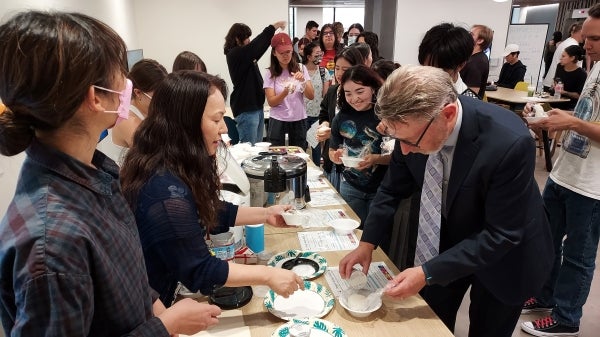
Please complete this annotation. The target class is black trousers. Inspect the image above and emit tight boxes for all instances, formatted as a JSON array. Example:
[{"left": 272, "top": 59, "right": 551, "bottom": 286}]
[
  {"left": 419, "top": 275, "right": 522, "bottom": 337},
  {"left": 267, "top": 118, "right": 307, "bottom": 150}
]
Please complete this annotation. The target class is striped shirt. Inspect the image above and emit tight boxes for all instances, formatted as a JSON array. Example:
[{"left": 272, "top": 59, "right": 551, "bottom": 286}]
[{"left": 0, "top": 140, "right": 168, "bottom": 336}]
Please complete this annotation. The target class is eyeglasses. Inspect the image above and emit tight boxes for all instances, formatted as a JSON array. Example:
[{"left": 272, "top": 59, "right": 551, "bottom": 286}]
[
  {"left": 142, "top": 92, "right": 153, "bottom": 100},
  {"left": 322, "top": 31, "right": 334, "bottom": 37},
  {"left": 382, "top": 115, "right": 437, "bottom": 148}
]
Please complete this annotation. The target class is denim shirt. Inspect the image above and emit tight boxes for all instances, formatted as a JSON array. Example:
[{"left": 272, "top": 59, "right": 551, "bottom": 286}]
[{"left": 0, "top": 140, "right": 167, "bottom": 337}]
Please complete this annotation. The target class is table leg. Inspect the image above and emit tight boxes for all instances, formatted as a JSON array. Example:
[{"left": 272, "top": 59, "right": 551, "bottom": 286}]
[{"left": 542, "top": 130, "right": 552, "bottom": 171}]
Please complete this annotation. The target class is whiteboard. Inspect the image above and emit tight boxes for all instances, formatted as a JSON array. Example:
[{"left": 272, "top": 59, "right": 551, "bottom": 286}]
[{"left": 506, "top": 24, "right": 549, "bottom": 88}]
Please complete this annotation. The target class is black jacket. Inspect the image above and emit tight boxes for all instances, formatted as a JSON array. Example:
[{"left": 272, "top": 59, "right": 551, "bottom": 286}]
[
  {"left": 496, "top": 60, "right": 527, "bottom": 89},
  {"left": 318, "top": 84, "right": 344, "bottom": 173},
  {"left": 226, "top": 25, "right": 276, "bottom": 117}
]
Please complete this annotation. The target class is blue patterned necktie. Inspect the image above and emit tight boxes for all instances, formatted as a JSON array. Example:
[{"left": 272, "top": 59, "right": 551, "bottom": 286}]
[{"left": 414, "top": 150, "right": 444, "bottom": 266}]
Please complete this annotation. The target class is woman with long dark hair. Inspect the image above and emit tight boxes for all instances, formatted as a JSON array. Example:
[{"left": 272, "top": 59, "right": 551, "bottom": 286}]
[
  {"left": 552, "top": 45, "right": 587, "bottom": 110},
  {"left": 319, "top": 23, "right": 344, "bottom": 77},
  {"left": 317, "top": 47, "right": 366, "bottom": 190},
  {"left": 264, "top": 32, "right": 315, "bottom": 148},
  {"left": 121, "top": 71, "right": 303, "bottom": 307},
  {"left": 329, "top": 65, "right": 390, "bottom": 225},
  {"left": 224, "top": 20, "right": 286, "bottom": 145}
]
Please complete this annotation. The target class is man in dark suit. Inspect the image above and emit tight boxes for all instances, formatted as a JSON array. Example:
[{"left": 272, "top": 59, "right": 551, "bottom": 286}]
[{"left": 339, "top": 65, "right": 553, "bottom": 336}]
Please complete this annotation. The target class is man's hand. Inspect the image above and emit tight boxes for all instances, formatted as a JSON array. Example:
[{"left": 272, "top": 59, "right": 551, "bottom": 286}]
[
  {"left": 384, "top": 267, "right": 427, "bottom": 300},
  {"left": 527, "top": 108, "right": 575, "bottom": 133},
  {"left": 339, "top": 242, "right": 375, "bottom": 278}
]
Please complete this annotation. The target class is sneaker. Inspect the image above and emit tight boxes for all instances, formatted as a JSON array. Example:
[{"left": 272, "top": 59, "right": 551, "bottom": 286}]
[
  {"left": 521, "top": 316, "right": 579, "bottom": 336},
  {"left": 522, "top": 297, "right": 553, "bottom": 314}
]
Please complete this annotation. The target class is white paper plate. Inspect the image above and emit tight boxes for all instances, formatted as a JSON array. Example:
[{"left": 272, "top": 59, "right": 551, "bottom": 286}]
[
  {"left": 267, "top": 250, "right": 327, "bottom": 280},
  {"left": 271, "top": 318, "right": 347, "bottom": 337},
  {"left": 264, "top": 280, "right": 335, "bottom": 320},
  {"left": 524, "top": 116, "right": 548, "bottom": 123}
]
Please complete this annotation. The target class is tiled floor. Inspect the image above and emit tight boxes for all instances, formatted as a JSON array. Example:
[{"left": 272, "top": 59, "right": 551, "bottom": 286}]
[{"left": 454, "top": 155, "right": 600, "bottom": 337}]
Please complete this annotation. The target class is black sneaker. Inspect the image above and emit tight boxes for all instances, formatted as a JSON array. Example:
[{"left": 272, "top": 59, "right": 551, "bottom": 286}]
[
  {"left": 522, "top": 297, "right": 553, "bottom": 314},
  {"left": 521, "top": 316, "right": 579, "bottom": 336}
]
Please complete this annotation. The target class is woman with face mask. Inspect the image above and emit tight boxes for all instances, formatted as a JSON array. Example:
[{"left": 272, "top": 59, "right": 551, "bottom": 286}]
[
  {"left": 264, "top": 32, "right": 315, "bottom": 148},
  {"left": 302, "top": 42, "right": 331, "bottom": 165},
  {"left": 99, "top": 59, "right": 168, "bottom": 165},
  {"left": 120, "top": 71, "right": 304, "bottom": 308},
  {"left": 328, "top": 65, "right": 390, "bottom": 226},
  {"left": 346, "top": 23, "right": 364, "bottom": 46},
  {"left": 0, "top": 11, "right": 217, "bottom": 336}
]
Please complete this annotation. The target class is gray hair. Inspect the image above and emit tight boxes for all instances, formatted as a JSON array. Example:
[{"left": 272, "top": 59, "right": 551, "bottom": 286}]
[{"left": 375, "top": 65, "right": 457, "bottom": 122}]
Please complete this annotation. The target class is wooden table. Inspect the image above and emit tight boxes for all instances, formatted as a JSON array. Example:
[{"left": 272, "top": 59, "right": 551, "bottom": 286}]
[
  {"left": 195, "top": 146, "right": 453, "bottom": 336},
  {"left": 236, "top": 232, "right": 455, "bottom": 337},
  {"left": 485, "top": 87, "right": 569, "bottom": 171}
]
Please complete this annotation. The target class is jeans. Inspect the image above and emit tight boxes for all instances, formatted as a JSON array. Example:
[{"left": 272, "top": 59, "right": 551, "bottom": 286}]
[
  {"left": 306, "top": 116, "right": 321, "bottom": 165},
  {"left": 235, "top": 109, "right": 264, "bottom": 145},
  {"left": 340, "top": 179, "right": 376, "bottom": 226},
  {"left": 325, "top": 165, "right": 341, "bottom": 192},
  {"left": 538, "top": 178, "right": 600, "bottom": 327}
]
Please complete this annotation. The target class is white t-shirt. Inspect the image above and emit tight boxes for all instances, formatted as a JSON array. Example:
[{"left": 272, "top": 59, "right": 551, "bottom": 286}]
[{"left": 550, "top": 62, "right": 600, "bottom": 200}]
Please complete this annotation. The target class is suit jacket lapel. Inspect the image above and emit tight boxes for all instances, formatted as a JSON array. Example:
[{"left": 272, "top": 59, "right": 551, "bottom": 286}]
[{"left": 446, "top": 98, "right": 480, "bottom": 215}]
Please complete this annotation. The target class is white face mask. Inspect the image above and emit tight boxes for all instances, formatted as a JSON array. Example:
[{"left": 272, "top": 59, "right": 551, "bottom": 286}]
[
  {"left": 94, "top": 78, "right": 133, "bottom": 124},
  {"left": 347, "top": 36, "right": 357, "bottom": 45}
]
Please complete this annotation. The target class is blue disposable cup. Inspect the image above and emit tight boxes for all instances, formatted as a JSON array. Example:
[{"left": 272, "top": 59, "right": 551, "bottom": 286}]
[{"left": 245, "top": 224, "right": 265, "bottom": 253}]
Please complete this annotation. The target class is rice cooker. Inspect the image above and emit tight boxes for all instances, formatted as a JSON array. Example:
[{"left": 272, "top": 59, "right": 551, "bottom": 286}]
[{"left": 242, "top": 154, "right": 310, "bottom": 209}]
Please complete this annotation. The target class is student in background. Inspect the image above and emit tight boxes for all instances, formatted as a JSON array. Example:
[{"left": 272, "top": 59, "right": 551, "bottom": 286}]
[
  {"left": 346, "top": 23, "right": 364, "bottom": 45},
  {"left": 550, "top": 45, "right": 587, "bottom": 110},
  {"left": 460, "top": 24, "right": 493, "bottom": 98},
  {"left": 224, "top": 20, "right": 286, "bottom": 145},
  {"left": 543, "top": 23, "right": 583, "bottom": 91},
  {"left": 319, "top": 23, "right": 344, "bottom": 78},
  {"left": 302, "top": 42, "right": 331, "bottom": 165},
  {"left": 496, "top": 44, "right": 526, "bottom": 89},
  {"left": 264, "top": 32, "right": 314, "bottom": 148},
  {"left": 173, "top": 51, "right": 207, "bottom": 72},
  {"left": 100, "top": 59, "right": 168, "bottom": 165},
  {"left": 358, "top": 31, "right": 384, "bottom": 62},
  {"left": 543, "top": 31, "right": 563, "bottom": 78},
  {"left": 0, "top": 10, "right": 217, "bottom": 336},
  {"left": 371, "top": 59, "right": 401, "bottom": 80}
]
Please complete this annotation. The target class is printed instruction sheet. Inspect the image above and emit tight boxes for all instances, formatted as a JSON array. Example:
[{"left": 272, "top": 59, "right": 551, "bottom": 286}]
[
  {"left": 325, "top": 262, "right": 396, "bottom": 297},
  {"left": 298, "top": 230, "right": 359, "bottom": 251}
]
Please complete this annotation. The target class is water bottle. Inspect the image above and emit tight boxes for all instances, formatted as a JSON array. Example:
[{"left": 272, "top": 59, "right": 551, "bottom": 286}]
[{"left": 554, "top": 81, "right": 563, "bottom": 99}]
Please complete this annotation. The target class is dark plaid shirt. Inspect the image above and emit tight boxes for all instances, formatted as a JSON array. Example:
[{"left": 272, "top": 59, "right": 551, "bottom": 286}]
[{"left": 0, "top": 140, "right": 168, "bottom": 336}]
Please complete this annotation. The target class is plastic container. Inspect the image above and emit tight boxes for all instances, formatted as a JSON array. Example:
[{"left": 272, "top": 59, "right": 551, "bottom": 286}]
[{"left": 554, "top": 81, "right": 563, "bottom": 99}]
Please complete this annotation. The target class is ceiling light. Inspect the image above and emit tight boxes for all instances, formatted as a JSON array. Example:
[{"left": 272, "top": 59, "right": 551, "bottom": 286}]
[{"left": 493, "top": 0, "right": 509, "bottom": 2}]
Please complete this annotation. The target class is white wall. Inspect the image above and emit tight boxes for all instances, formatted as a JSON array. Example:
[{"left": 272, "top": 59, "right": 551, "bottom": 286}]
[
  {"left": 393, "top": 0, "right": 513, "bottom": 79},
  {"left": 295, "top": 7, "right": 323, "bottom": 39},
  {"left": 0, "top": 0, "right": 137, "bottom": 47},
  {"left": 0, "top": 0, "right": 138, "bottom": 217},
  {"left": 132, "top": 0, "right": 288, "bottom": 98}
]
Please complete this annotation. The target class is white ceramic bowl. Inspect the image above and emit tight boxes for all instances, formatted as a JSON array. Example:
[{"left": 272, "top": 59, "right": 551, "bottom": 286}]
[
  {"left": 339, "top": 289, "right": 382, "bottom": 318},
  {"left": 254, "top": 142, "right": 271, "bottom": 152},
  {"left": 282, "top": 212, "right": 307, "bottom": 227},
  {"left": 329, "top": 219, "right": 359, "bottom": 235},
  {"left": 341, "top": 156, "right": 362, "bottom": 168}
]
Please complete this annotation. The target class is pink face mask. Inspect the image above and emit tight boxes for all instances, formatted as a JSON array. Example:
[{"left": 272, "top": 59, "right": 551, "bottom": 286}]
[{"left": 94, "top": 78, "right": 133, "bottom": 124}]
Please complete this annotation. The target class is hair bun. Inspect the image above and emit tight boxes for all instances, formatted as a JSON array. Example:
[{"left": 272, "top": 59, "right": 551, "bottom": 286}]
[{"left": 0, "top": 107, "right": 35, "bottom": 156}]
